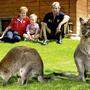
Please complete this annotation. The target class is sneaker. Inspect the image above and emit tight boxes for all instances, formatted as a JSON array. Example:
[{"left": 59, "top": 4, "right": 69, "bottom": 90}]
[
  {"left": 0, "top": 40, "right": 4, "bottom": 43},
  {"left": 42, "top": 40, "right": 49, "bottom": 45},
  {"left": 56, "top": 40, "right": 62, "bottom": 44},
  {"left": 46, "top": 39, "right": 49, "bottom": 42},
  {"left": 37, "top": 40, "right": 43, "bottom": 43},
  {"left": 24, "top": 38, "right": 28, "bottom": 41},
  {"left": 43, "top": 41, "right": 47, "bottom": 45}
]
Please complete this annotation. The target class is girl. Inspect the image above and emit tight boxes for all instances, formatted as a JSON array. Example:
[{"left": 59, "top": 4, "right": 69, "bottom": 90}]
[{"left": 23, "top": 14, "right": 40, "bottom": 41}]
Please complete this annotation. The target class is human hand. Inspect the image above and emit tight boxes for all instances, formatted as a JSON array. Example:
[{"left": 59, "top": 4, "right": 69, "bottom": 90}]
[
  {"left": 0, "top": 36, "right": 3, "bottom": 39},
  {"left": 56, "top": 29, "right": 61, "bottom": 34},
  {"left": 47, "top": 28, "right": 51, "bottom": 34},
  {"left": 55, "top": 24, "right": 62, "bottom": 34}
]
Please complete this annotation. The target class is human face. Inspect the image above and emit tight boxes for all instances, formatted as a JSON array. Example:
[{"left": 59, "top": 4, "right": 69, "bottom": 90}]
[
  {"left": 20, "top": 11, "right": 27, "bottom": 19},
  {"left": 52, "top": 7, "right": 60, "bottom": 15},
  {"left": 30, "top": 17, "right": 36, "bottom": 24}
]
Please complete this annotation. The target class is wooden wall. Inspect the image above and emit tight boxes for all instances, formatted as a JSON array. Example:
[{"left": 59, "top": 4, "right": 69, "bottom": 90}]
[
  {"left": 0, "top": 0, "right": 89, "bottom": 34},
  {"left": 88, "top": 0, "right": 90, "bottom": 17},
  {"left": 76, "top": 0, "right": 88, "bottom": 34},
  {"left": 68, "top": 0, "right": 76, "bottom": 33},
  {"left": 0, "top": 0, "right": 70, "bottom": 19}
]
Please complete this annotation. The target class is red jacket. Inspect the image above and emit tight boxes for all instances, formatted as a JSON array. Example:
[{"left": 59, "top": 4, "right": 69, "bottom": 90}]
[{"left": 10, "top": 16, "right": 30, "bottom": 37}]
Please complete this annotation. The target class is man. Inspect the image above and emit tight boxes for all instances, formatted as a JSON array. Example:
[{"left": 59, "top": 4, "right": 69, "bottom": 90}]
[
  {"left": 41, "top": 2, "right": 70, "bottom": 44},
  {"left": 0, "top": 6, "right": 30, "bottom": 43}
]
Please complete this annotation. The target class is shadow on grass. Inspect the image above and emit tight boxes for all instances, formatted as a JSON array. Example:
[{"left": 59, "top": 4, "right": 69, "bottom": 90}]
[
  {"left": 44, "top": 71, "right": 90, "bottom": 84},
  {"left": 0, "top": 69, "right": 90, "bottom": 86},
  {"left": 44, "top": 71, "right": 77, "bottom": 81}
]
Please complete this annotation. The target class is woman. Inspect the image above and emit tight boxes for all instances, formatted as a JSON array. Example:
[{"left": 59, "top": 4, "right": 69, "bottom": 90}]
[{"left": 0, "top": 6, "right": 30, "bottom": 43}]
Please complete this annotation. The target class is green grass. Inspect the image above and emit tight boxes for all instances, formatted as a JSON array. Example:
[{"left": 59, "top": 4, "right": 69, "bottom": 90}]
[{"left": 0, "top": 38, "right": 90, "bottom": 90}]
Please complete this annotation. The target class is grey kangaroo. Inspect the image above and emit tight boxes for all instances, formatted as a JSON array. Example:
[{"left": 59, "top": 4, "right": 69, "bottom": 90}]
[
  {"left": 0, "top": 46, "right": 44, "bottom": 85},
  {"left": 74, "top": 18, "right": 90, "bottom": 82}
]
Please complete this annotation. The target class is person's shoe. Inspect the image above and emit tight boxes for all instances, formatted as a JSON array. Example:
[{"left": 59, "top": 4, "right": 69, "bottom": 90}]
[
  {"left": 37, "top": 39, "right": 43, "bottom": 44},
  {"left": 0, "top": 40, "right": 4, "bottom": 43},
  {"left": 24, "top": 38, "right": 28, "bottom": 41},
  {"left": 42, "top": 40, "right": 49, "bottom": 45},
  {"left": 43, "top": 41, "right": 48, "bottom": 45},
  {"left": 56, "top": 40, "right": 62, "bottom": 44}
]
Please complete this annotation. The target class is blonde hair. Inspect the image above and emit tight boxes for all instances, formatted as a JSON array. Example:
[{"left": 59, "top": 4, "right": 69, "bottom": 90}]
[
  {"left": 20, "top": 6, "right": 28, "bottom": 13},
  {"left": 30, "top": 14, "right": 38, "bottom": 22},
  {"left": 52, "top": 2, "right": 61, "bottom": 8}
]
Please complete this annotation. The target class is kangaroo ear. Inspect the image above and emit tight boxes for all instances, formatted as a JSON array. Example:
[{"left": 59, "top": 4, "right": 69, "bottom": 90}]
[
  {"left": 87, "top": 19, "right": 90, "bottom": 24},
  {"left": 79, "top": 17, "right": 85, "bottom": 24}
]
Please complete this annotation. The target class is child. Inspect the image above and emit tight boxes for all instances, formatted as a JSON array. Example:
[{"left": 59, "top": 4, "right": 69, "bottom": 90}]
[{"left": 23, "top": 14, "right": 40, "bottom": 41}]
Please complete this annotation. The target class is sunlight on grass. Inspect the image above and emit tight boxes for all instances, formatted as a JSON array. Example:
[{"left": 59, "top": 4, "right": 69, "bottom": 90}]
[{"left": 0, "top": 38, "right": 89, "bottom": 90}]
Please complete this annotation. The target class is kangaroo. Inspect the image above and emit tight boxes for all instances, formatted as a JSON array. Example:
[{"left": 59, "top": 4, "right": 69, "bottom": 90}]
[
  {"left": 0, "top": 46, "right": 44, "bottom": 85},
  {"left": 74, "top": 18, "right": 90, "bottom": 82}
]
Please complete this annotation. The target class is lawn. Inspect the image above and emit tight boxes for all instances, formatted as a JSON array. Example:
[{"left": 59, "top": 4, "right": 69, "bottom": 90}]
[{"left": 0, "top": 38, "right": 90, "bottom": 90}]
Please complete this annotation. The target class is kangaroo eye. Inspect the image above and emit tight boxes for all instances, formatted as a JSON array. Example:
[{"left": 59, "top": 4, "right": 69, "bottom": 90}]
[
  {"left": 82, "top": 30, "right": 86, "bottom": 35},
  {"left": 84, "top": 23, "right": 87, "bottom": 26}
]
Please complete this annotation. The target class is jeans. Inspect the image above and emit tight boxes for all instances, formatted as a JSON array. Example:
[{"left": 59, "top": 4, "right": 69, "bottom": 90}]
[{"left": 2, "top": 30, "right": 21, "bottom": 43}]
